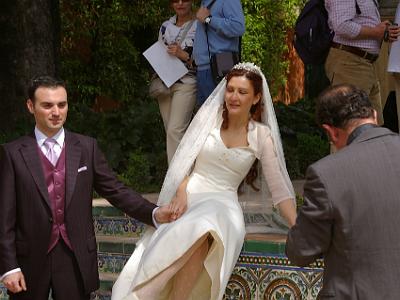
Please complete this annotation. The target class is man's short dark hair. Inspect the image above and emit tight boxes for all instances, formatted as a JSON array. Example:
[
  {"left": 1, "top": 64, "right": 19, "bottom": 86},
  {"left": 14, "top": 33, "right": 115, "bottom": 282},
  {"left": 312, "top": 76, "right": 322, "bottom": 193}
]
[
  {"left": 28, "top": 75, "right": 66, "bottom": 101},
  {"left": 316, "top": 84, "right": 374, "bottom": 128}
]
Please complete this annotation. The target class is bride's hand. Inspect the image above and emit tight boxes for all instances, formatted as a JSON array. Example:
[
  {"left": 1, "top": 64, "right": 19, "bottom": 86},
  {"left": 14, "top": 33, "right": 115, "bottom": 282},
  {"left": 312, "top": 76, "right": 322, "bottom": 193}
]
[{"left": 169, "top": 193, "right": 188, "bottom": 221}]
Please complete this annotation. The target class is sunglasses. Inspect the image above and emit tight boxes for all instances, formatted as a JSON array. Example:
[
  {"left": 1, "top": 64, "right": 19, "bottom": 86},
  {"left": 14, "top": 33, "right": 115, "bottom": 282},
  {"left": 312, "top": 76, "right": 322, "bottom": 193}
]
[{"left": 171, "top": 0, "right": 191, "bottom": 3}]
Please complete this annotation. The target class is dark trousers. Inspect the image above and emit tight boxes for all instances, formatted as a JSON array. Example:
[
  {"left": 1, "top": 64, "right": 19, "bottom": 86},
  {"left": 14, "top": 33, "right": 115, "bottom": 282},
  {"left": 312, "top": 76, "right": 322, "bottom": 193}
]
[{"left": 10, "top": 240, "right": 89, "bottom": 300}]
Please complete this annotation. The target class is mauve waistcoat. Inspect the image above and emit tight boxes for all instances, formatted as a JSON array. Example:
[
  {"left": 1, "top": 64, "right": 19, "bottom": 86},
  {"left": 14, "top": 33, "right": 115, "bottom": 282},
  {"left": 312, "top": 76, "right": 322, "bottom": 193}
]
[{"left": 39, "top": 146, "right": 73, "bottom": 253}]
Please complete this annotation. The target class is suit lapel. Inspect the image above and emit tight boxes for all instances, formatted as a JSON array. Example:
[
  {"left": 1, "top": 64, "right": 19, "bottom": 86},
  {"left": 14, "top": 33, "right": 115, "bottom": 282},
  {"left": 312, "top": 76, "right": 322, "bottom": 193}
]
[
  {"left": 65, "top": 131, "right": 81, "bottom": 210},
  {"left": 20, "top": 135, "right": 52, "bottom": 210}
]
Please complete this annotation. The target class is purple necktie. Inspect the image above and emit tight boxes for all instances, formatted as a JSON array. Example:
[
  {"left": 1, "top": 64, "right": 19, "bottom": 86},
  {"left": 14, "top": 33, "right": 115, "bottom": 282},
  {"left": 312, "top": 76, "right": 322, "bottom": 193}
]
[{"left": 44, "top": 138, "right": 58, "bottom": 166}]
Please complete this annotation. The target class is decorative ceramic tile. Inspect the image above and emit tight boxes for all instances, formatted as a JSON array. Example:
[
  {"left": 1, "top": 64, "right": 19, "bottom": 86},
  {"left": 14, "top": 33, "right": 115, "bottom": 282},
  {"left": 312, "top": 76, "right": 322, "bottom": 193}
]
[
  {"left": 94, "top": 251, "right": 323, "bottom": 299},
  {"left": 98, "top": 253, "right": 129, "bottom": 274},
  {"left": 225, "top": 252, "right": 323, "bottom": 299},
  {"left": 90, "top": 292, "right": 111, "bottom": 300},
  {"left": 93, "top": 217, "right": 145, "bottom": 237}
]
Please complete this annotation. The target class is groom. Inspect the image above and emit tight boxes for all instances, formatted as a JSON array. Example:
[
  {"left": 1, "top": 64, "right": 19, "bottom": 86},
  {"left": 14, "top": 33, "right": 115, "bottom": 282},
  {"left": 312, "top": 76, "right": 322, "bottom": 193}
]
[{"left": 0, "top": 76, "right": 175, "bottom": 299}]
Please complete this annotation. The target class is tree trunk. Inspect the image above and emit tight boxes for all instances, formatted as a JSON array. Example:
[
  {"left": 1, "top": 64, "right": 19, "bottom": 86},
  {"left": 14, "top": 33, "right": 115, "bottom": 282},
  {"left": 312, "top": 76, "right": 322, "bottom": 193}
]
[{"left": 0, "top": 0, "right": 60, "bottom": 137}]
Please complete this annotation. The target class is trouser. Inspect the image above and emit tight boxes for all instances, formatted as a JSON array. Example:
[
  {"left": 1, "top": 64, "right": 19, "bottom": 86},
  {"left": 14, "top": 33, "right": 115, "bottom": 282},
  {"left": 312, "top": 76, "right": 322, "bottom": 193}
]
[
  {"left": 325, "top": 47, "right": 383, "bottom": 125},
  {"left": 10, "top": 240, "right": 89, "bottom": 300},
  {"left": 196, "top": 68, "right": 216, "bottom": 106},
  {"left": 157, "top": 81, "right": 196, "bottom": 163}
]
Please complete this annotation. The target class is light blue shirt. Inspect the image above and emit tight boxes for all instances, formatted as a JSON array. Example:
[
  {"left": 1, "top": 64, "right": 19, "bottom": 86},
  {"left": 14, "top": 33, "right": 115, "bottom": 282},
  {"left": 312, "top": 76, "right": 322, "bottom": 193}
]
[
  {"left": 193, "top": 0, "right": 245, "bottom": 69},
  {"left": 35, "top": 127, "right": 65, "bottom": 157}
]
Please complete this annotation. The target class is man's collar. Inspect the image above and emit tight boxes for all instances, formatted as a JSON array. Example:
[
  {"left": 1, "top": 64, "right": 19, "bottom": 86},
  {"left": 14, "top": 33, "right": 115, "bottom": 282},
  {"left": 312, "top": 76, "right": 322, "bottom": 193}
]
[
  {"left": 34, "top": 127, "right": 65, "bottom": 146},
  {"left": 346, "top": 123, "right": 378, "bottom": 145}
]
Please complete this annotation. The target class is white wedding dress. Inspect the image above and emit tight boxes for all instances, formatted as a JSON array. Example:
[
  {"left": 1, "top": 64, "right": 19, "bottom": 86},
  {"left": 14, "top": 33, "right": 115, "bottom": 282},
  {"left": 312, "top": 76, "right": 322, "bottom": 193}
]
[{"left": 112, "top": 120, "right": 294, "bottom": 300}]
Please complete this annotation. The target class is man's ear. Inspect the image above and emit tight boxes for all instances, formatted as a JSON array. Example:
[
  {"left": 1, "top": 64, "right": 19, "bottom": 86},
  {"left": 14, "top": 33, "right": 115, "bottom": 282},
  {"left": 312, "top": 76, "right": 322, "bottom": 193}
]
[
  {"left": 322, "top": 124, "right": 339, "bottom": 145},
  {"left": 372, "top": 109, "right": 378, "bottom": 125},
  {"left": 26, "top": 99, "right": 34, "bottom": 114}
]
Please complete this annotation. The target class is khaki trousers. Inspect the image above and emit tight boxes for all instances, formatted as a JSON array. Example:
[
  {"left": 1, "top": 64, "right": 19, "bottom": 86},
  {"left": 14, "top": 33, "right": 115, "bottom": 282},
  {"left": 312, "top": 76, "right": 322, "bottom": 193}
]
[
  {"left": 157, "top": 81, "right": 196, "bottom": 163},
  {"left": 325, "top": 47, "right": 383, "bottom": 125}
]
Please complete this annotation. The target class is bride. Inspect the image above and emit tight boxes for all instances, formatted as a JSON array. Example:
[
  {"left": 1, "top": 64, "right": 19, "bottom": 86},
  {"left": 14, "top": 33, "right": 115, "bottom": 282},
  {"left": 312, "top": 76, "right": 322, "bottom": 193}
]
[{"left": 112, "top": 62, "right": 297, "bottom": 300}]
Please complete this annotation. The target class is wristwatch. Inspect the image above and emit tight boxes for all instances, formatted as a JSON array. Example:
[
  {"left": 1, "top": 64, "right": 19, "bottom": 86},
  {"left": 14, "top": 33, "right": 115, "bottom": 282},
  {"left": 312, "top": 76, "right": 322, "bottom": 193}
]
[{"left": 204, "top": 15, "right": 212, "bottom": 25}]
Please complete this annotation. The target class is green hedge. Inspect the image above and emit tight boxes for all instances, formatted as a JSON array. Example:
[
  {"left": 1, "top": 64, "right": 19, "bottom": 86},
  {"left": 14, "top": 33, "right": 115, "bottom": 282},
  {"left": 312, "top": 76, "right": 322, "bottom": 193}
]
[{"left": 0, "top": 0, "right": 327, "bottom": 192}]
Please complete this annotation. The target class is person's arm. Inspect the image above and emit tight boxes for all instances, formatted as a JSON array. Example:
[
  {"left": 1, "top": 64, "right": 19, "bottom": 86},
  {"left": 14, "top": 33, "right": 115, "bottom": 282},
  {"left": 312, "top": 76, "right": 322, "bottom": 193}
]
[
  {"left": 356, "top": 22, "right": 389, "bottom": 41},
  {"left": 91, "top": 138, "right": 173, "bottom": 226},
  {"left": 197, "top": 0, "right": 245, "bottom": 38},
  {"left": 286, "top": 165, "right": 333, "bottom": 267},
  {"left": 326, "top": 0, "right": 386, "bottom": 41},
  {"left": 259, "top": 131, "right": 297, "bottom": 226},
  {"left": 0, "top": 146, "right": 27, "bottom": 293},
  {"left": 276, "top": 199, "right": 296, "bottom": 228},
  {"left": 0, "top": 147, "right": 19, "bottom": 277}
]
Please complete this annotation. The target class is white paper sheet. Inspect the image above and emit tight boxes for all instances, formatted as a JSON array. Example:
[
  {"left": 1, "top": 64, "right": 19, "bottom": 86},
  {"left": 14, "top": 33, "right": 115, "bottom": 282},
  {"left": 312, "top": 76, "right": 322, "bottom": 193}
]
[
  {"left": 143, "top": 41, "right": 188, "bottom": 87},
  {"left": 388, "top": 4, "right": 400, "bottom": 73}
]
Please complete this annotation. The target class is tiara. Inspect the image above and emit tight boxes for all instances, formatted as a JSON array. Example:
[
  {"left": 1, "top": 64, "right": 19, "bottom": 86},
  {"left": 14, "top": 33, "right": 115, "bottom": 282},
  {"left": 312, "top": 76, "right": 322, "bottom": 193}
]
[{"left": 232, "top": 62, "right": 262, "bottom": 76}]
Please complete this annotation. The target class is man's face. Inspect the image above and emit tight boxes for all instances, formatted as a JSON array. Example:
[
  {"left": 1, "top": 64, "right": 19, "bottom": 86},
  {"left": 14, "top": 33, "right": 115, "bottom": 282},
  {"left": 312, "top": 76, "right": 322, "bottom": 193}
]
[{"left": 26, "top": 86, "right": 68, "bottom": 137}]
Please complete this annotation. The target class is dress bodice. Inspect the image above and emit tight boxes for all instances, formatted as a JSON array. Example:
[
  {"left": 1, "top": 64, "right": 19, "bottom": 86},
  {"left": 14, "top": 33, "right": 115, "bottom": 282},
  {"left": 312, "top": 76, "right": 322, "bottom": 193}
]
[{"left": 186, "top": 127, "right": 256, "bottom": 194}]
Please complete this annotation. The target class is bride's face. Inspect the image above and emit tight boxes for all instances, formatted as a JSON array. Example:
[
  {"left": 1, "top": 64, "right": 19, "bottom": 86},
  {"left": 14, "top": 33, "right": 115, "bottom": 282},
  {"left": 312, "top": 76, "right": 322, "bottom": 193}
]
[{"left": 225, "top": 76, "right": 261, "bottom": 118}]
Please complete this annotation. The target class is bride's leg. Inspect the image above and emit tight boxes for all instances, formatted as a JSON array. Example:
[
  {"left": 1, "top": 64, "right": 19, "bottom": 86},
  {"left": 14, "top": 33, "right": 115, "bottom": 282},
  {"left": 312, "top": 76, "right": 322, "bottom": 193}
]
[
  {"left": 134, "top": 234, "right": 209, "bottom": 300},
  {"left": 170, "top": 236, "right": 211, "bottom": 300}
]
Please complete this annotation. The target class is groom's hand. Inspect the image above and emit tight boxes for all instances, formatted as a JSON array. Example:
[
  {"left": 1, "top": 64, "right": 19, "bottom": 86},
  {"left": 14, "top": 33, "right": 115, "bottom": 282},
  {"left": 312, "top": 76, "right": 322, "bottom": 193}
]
[
  {"left": 3, "top": 271, "right": 27, "bottom": 294},
  {"left": 154, "top": 205, "right": 176, "bottom": 224}
]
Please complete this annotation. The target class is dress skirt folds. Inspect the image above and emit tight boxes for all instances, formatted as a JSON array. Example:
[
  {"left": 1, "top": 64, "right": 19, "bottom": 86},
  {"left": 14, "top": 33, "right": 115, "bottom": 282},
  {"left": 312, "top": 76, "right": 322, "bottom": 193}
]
[{"left": 112, "top": 191, "right": 245, "bottom": 300}]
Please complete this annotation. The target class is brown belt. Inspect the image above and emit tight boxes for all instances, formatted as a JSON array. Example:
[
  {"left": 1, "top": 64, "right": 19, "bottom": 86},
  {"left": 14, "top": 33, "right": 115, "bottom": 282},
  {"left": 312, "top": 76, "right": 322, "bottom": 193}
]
[{"left": 331, "top": 42, "right": 379, "bottom": 63}]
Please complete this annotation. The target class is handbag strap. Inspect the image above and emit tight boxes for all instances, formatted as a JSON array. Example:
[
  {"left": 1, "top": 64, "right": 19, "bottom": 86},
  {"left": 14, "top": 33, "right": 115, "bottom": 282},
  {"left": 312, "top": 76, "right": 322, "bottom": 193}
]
[
  {"left": 177, "top": 19, "right": 195, "bottom": 47},
  {"left": 207, "top": 0, "right": 217, "bottom": 9}
]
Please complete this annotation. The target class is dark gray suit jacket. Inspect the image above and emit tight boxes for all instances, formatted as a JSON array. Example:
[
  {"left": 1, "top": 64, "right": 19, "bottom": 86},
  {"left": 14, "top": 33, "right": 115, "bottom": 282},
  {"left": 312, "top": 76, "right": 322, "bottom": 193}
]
[
  {"left": 286, "top": 127, "right": 400, "bottom": 299},
  {"left": 0, "top": 131, "right": 157, "bottom": 294}
]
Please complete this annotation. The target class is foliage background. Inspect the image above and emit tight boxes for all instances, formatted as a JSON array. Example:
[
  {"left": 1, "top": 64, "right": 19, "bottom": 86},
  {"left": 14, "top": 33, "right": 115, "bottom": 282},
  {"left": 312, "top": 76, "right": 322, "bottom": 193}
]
[{"left": 35, "top": 0, "right": 325, "bottom": 192}]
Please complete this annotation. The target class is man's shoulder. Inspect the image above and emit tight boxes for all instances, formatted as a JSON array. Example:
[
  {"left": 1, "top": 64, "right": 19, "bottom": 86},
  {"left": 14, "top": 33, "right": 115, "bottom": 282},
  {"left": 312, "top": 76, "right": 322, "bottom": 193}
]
[
  {"left": 310, "top": 128, "right": 400, "bottom": 173},
  {"left": 2, "top": 135, "right": 34, "bottom": 150},
  {"left": 65, "top": 130, "right": 98, "bottom": 148},
  {"left": 65, "top": 130, "right": 95, "bottom": 142}
]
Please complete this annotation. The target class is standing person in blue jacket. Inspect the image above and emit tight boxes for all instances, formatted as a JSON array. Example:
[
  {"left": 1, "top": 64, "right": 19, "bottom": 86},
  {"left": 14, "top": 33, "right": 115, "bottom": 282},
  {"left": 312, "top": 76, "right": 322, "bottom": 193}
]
[{"left": 193, "top": 0, "right": 245, "bottom": 106}]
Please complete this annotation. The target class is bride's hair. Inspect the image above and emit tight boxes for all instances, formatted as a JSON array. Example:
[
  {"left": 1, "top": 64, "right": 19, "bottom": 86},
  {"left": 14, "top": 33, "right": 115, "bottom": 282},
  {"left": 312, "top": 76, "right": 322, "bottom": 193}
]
[{"left": 222, "top": 67, "right": 264, "bottom": 191}]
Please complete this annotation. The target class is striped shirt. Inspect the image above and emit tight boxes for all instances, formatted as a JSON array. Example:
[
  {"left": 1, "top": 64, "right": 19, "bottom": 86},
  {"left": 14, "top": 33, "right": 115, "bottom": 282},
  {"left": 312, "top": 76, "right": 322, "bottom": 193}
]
[{"left": 325, "top": 0, "right": 381, "bottom": 54}]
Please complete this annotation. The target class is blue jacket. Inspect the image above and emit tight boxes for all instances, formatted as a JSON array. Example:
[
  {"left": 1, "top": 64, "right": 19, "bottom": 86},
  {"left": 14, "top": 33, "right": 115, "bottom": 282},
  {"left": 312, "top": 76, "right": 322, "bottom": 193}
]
[{"left": 193, "top": 0, "right": 245, "bottom": 69}]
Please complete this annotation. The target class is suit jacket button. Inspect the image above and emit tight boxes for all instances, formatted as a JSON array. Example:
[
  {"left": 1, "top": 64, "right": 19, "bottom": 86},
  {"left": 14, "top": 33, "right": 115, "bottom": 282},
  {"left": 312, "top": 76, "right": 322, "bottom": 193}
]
[{"left": 49, "top": 217, "right": 53, "bottom": 223}]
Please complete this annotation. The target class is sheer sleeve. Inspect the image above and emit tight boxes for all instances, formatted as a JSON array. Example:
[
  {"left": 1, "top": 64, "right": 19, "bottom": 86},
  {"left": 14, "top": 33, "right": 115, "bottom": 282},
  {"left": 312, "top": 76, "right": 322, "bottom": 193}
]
[{"left": 258, "top": 125, "right": 295, "bottom": 206}]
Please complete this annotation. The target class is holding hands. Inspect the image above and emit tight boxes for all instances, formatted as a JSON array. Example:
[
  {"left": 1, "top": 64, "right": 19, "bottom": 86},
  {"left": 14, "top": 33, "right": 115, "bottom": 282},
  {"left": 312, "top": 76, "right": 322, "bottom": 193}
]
[
  {"left": 168, "top": 193, "right": 188, "bottom": 221},
  {"left": 168, "top": 176, "right": 189, "bottom": 221},
  {"left": 155, "top": 177, "right": 189, "bottom": 223},
  {"left": 154, "top": 205, "right": 178, "bottom": 223}
]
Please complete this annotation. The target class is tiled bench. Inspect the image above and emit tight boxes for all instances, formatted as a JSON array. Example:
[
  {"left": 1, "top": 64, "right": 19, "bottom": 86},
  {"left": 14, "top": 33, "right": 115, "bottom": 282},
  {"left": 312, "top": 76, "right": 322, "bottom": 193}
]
[{"left": 1, "top": 191, "right": 324, "bottom": 300}]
